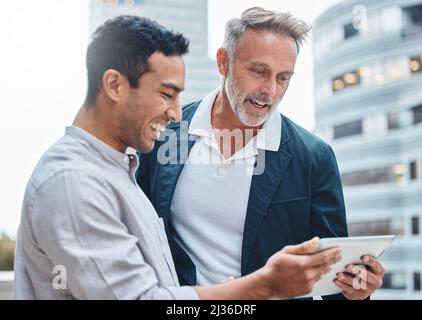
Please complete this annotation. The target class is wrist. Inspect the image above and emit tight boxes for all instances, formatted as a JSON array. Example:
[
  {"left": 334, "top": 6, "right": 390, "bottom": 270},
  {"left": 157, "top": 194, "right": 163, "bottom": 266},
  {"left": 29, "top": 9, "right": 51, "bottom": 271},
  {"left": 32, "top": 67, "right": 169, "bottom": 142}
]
[{"left": 252, "top": 266, "right": 275, "bottom": 299}]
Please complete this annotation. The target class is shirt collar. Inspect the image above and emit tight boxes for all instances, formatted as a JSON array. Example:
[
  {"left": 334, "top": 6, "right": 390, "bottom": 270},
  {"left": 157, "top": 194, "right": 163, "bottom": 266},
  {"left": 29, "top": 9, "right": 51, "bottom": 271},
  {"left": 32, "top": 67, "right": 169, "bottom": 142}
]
[
  {"left": 188, "top": 88, "right": 219, "bottom": 137},
  {"left": 189, "top": 88, "right": 282, "bottom": 152},
  {"left": 65, "top": 126, "right": 137, "bottom": 170}
]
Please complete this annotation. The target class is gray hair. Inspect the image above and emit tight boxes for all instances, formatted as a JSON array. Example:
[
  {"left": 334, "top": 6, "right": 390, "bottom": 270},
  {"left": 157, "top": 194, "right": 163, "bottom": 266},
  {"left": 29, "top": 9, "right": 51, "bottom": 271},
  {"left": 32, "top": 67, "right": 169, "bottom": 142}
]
[{"left": 223, "top": 7, "right": 311, "bottom": 59}]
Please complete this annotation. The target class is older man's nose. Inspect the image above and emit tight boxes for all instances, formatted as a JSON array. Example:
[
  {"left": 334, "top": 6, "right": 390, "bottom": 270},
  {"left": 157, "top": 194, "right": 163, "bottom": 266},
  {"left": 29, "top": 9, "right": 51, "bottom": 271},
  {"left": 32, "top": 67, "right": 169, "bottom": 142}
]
[{"left": 260, "top": 79, "right": 277, "bottom": 98}]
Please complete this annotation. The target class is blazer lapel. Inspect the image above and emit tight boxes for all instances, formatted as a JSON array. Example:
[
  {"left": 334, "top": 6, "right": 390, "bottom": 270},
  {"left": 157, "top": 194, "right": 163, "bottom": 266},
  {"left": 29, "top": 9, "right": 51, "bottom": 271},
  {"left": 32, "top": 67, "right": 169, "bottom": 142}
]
[
  {"left": 156, "top": 121, "right": 196, "bottom": 225},
  {"left": 241, "top": 131, "right": 292, "bottom": 274}
]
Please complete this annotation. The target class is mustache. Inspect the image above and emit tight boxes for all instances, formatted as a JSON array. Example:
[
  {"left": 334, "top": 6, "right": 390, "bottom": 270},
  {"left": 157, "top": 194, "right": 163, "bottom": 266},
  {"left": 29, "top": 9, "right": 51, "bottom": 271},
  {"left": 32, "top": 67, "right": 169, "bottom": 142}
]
[{"left": 245, "top": 94, "right": 274, "bottom": 106}]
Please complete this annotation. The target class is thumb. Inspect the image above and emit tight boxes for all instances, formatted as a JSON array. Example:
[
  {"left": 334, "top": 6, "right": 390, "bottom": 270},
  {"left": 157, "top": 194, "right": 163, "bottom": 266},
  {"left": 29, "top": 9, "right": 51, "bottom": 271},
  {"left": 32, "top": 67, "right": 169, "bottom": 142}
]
[{"left": 282, "top": 237, "right": 320, "bottom": 255}]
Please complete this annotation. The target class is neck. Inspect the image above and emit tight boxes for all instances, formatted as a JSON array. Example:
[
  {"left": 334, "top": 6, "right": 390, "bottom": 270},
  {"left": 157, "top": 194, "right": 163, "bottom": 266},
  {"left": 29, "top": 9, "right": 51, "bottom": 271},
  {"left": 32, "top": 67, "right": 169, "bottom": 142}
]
[{"left": 73, "top": 101, "right": 126, "bottom": 153}]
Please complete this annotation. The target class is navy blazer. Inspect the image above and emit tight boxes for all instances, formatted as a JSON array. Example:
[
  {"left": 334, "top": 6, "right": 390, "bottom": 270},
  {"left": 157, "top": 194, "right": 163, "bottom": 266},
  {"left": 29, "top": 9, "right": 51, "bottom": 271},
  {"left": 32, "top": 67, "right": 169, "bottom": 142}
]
[{"left": 136, "top": 101, "right": 348, "bottom": 298}]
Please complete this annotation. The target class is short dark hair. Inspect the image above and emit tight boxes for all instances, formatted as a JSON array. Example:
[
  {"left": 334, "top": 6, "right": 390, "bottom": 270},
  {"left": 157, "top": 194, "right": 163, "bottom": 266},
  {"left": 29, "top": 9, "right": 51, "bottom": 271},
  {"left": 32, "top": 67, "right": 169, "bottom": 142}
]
[{"left": 85, "top": 15, "right": 189, "bottom": 104}]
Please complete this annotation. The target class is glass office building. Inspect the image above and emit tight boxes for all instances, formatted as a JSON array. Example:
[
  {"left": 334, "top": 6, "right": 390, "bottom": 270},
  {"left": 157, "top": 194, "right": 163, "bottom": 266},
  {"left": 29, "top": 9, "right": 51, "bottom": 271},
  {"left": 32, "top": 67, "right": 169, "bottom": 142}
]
[{"left": 313, "top": 0, "right": 422, "bottom": 299}]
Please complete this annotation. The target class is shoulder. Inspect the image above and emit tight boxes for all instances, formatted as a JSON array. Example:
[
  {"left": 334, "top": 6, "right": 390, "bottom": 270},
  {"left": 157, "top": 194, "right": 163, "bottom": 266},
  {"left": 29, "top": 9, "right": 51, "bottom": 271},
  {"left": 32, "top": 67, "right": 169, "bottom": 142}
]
[
  {"left": 177, "top": 100, "right": 202, "bottom": 124},
  {"left": 281, "top": 115, "right": 335, "bottom": 161},
  {"left": 182, "top": 100, "right": 201, "bottom": 116},
  {"left": 30, "top": 167, "right": 112, "bottom": 207},
  {"left": 28, "top": 136, "right": 107, "bottom": 192},
  {"left": 25, "top": 166, "right": 122, "bottom": 236},
  {"left": 26, "top": 135, "right": 117, "bottom": 209}
]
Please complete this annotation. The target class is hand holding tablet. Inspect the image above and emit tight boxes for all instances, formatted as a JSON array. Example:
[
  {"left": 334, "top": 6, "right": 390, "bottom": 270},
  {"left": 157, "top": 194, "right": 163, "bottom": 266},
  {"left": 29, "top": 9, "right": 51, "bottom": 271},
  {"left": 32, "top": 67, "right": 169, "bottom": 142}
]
[{"left": 297, "top": 235, "right": 395, "bottom": 298}]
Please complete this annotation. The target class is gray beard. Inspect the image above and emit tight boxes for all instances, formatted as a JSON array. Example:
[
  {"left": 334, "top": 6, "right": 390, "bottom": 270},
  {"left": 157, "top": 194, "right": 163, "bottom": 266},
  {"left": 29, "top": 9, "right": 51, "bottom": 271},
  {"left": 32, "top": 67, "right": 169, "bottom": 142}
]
[{"left": 224, "top": 73, "right": 271, "bottom": 127}]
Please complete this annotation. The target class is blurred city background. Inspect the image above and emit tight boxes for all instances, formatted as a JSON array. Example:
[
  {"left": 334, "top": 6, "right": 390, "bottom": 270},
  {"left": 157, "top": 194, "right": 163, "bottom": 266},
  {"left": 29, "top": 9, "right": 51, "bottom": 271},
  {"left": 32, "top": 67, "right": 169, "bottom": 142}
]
[{"left": 0, "top": 0, "right": 421, "bottom": 300}]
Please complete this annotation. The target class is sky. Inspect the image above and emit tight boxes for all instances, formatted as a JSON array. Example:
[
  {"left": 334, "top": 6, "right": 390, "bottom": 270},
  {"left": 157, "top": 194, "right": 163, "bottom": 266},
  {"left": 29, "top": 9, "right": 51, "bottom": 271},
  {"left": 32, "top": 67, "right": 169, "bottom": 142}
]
[{"left": 0, "top": 0, "right": 341, "bottom": 238}]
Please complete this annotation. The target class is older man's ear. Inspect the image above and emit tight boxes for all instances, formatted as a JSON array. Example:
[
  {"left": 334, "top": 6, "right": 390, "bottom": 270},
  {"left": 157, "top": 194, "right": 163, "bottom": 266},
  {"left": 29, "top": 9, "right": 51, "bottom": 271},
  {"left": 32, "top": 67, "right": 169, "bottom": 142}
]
[{"left": 216, "top": 47, "right": 229, "bottom": 77}]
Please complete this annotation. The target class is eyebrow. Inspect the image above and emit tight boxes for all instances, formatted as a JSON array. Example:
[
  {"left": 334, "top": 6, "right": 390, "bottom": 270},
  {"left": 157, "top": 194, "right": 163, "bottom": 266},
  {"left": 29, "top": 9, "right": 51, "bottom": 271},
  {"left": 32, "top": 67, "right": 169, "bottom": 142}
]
[
  {"left": 250, "top": 62, "right": 294, "bottom": 75},
  {"left": 250, "top": 62, "right": 269, "bottom": 68},
  {"left": 161, "top": 82, "right": 184, "bottom": 93}
]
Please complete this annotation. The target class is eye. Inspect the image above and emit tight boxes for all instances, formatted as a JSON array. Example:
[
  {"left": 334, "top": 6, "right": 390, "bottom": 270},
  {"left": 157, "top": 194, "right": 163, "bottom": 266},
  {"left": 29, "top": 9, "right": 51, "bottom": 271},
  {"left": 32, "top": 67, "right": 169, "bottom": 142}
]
[
  {"left": 277, "top": 74, "right": 291, "bottom": 83},
  {"left": 251, "top": 69, "right": 265, "bottom": 76},
  {"left": 161, "top": 92, "right": 173, "bottom": 100}
]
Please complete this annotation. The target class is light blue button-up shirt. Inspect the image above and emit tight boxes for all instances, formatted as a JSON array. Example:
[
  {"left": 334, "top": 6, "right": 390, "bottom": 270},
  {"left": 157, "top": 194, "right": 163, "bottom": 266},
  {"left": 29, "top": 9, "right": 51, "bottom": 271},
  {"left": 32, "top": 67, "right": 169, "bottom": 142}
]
[{"left": 14, "top": 126, "right": 198, "bottom": 300}]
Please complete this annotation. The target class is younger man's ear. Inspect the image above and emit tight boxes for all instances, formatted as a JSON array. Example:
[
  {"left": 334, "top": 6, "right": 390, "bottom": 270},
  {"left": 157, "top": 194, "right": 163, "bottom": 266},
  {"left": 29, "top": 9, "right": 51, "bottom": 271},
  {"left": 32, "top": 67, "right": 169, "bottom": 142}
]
[{"left": 102, "top": 69, "right": 125, "bottom": 103}]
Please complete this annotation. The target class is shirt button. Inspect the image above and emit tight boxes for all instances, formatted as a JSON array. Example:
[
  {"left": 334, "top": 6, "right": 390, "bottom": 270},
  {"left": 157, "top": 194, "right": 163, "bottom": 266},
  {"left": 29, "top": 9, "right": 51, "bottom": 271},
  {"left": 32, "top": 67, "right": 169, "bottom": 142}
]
[{"left": 217, "top": 166, "right": 226, "bottom": 176}]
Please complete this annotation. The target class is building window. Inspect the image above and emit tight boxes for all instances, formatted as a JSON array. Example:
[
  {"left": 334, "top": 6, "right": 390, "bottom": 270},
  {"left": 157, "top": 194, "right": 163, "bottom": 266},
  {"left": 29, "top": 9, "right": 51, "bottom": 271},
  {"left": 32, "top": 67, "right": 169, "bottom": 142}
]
[
  {"left": 414, "top": 272, "right": 421, "bottom": 291},
  {"left": 341, "top": 164, "right": 405, "bottom": 187},
  {"left": 316, "top": 80, "right": 333, "bottom": 100},
  {"left": 348, "top": 219, "right": 404, "bottom": 237},
  {"left": 103, "top": 0, "right": 140, "bottom": 6},
  {"left": 330, "top": 56, "right": 410, "bottom": 93},
  {"left": 380, "top": 6, "right": 403, "bottom": 32},
  {"left": 332, "top": 70, "right": 360, "bottom": 92},
  {"left": 388, "top": 113, "right": 400, "bottom": 130},
  {"left": 410, "top": 56, "right": 422, "bottom": 74},
  {"left": 365, "top": 7, "right": 403, "bottom": 36},
  {"left": 412, "top": 216, "right": 420, "bottom": 235},
  {"left": 404, "top": 4, "right": 422, "bottom": 26},
  {"left": 358, "top": 56, "right": 409, "bottom": 88},
  {"left": 410, "top": 161, "right": 418, "bottom": 180},
  {"left": 120, "top": 0, "right": 140, "bottom": 6},
  {"left": 334, "top": 120, "right": 362, "bottom": 140},
  {"left": 344, "top": 22, "right": 359, "bottom": 39},
  {"left": 363, "top": 113, "right": 388, "bottom": 137},
  {"left": 102, "top": 0, "right": 118, "bottom": 6},
  {"left": 382, "top": 272, "right": 406, "bottom": 290},
  {"left": 413, "top": 105, "right": 422, "bottom": 124}
]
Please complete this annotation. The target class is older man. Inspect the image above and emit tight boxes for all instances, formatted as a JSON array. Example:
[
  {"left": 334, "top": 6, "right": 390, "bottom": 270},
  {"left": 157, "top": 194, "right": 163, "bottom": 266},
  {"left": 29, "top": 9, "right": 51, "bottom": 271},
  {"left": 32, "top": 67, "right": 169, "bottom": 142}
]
[
  {"left": 14, "top": 15, "right": 340, "bottom": 300},
  {"left": 137, "top": 7, "right": 385, "bottom": 300}
]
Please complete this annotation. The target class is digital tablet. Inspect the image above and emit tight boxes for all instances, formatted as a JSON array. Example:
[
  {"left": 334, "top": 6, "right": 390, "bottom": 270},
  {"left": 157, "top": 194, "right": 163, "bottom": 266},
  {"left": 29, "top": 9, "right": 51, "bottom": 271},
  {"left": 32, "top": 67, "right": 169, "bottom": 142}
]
[{"left": 297, "top": 235, "right": 396, "bottom": 298}]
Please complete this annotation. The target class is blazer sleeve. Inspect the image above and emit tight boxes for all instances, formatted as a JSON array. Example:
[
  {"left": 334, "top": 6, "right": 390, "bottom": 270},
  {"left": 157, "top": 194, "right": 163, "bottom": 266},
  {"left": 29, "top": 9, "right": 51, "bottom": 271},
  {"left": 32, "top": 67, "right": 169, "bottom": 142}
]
[
  {"left": 310, "top": 144, "right": 349, "bottom": 300},
  {"left": 310, "top": 143, "right": 348, "bottom": 239}
]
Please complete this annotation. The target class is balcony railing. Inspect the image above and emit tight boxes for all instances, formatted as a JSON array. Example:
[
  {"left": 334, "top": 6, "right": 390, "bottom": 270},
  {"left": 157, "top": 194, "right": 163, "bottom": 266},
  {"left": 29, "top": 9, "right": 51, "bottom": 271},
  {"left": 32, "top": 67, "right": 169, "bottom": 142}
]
[{"left": 0, "top": 272, "right": 14, "bottom": 300}]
